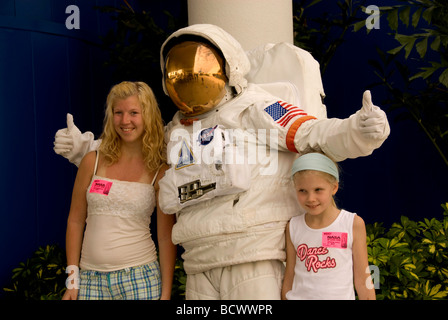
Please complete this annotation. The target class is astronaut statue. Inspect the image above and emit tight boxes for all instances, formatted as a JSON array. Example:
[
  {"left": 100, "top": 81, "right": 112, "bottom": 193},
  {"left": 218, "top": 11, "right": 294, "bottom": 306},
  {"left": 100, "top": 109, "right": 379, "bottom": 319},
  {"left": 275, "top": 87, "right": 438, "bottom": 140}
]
[{"left": 54, "top": 24, "right": 390, "bottom": 299}]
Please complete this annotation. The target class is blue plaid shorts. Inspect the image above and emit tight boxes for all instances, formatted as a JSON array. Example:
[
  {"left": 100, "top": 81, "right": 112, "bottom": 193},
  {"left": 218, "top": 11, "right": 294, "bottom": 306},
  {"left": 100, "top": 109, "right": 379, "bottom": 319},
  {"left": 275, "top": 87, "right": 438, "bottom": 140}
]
[{"left": 77, "top": 261, "right": 161, "bottom": 300}]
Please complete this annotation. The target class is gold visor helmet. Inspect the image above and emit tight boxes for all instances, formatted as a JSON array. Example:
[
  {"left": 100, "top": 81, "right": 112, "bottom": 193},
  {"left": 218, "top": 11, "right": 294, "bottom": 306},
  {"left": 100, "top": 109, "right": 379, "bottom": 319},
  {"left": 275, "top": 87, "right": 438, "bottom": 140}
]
[{"left": 164, "top": 40, "right": 228, "bottom": 117}]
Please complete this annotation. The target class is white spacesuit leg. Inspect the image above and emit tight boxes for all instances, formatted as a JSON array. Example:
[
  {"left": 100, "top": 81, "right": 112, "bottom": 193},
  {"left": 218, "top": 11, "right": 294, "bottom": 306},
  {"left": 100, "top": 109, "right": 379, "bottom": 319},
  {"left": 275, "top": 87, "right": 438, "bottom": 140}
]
[
  {"left": 186, "top": 260, "right": 284, "bottom": 300},
  {"left": 220, "top": 260, "right": 284, "bottom": 300}
]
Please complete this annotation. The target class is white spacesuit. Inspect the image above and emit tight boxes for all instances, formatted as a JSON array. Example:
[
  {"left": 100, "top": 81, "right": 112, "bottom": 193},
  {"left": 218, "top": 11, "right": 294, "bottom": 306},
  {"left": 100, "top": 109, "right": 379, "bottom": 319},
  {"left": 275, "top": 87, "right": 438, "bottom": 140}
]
[{"left": 54, "top": 24, "right": 390, "bottom": 299}]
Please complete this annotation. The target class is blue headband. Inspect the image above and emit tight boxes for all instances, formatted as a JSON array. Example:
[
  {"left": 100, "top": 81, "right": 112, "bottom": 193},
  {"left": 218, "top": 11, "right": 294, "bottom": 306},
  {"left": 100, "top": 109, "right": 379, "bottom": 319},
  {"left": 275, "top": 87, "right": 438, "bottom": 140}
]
[{"left": 291, "top": 153, "right": 339, "bottom": 182}]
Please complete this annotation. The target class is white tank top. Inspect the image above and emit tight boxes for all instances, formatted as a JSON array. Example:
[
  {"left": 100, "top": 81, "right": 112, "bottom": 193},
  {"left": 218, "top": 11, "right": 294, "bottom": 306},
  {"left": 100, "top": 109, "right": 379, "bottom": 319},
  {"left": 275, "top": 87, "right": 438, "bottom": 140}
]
[
  {"left": 286, "top": 210, "right": 356, "bottom": 300},
  {"left": 79, "top": 153, "right": 159, "bottom": 272}
]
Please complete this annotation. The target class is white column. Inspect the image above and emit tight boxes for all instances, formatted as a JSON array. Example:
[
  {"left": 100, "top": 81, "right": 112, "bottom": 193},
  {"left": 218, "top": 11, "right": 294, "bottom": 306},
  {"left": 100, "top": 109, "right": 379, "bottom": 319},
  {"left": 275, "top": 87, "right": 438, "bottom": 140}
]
[{"left": 187, "top": 0, "right": 293, "bottom": 51}]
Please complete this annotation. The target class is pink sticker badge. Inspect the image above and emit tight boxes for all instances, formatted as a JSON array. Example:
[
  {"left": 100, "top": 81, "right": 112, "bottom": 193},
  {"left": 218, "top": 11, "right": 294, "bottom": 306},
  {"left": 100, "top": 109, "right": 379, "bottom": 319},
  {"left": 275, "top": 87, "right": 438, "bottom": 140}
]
[
  {"left": 322, "top": 232, "right": 348, "bottom": 249},
  {"left": 89, "top": 179, "right": 113, "bottom": 196}
]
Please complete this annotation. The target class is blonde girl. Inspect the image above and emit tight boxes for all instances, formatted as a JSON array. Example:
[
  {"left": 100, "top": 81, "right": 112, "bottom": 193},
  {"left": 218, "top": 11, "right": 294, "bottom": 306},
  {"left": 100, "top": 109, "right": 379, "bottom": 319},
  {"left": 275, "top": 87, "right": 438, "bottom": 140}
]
[{"left": 63, "top": 82, "right": 176, "bottom": 300}]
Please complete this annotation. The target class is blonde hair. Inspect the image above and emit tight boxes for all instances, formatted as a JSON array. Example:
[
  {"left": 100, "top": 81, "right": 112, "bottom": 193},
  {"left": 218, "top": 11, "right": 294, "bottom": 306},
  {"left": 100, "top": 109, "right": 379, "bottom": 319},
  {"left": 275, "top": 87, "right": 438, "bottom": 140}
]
[
  {"left": 99, "top": 81, "right": 166, "bottom": 172},
  {"left": 293, "top": 170, "right": 338, "bottom": 187}
]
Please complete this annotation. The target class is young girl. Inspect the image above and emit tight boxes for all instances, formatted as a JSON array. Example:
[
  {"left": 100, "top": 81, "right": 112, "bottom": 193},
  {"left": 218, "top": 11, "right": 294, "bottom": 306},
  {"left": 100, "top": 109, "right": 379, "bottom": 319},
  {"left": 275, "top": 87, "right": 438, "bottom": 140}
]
[
  {"left": 62, "top": 81, "right": 177, "bottom": 300},
  {"left": 281, "top": 152, "right": 375, "bottom": 300}
]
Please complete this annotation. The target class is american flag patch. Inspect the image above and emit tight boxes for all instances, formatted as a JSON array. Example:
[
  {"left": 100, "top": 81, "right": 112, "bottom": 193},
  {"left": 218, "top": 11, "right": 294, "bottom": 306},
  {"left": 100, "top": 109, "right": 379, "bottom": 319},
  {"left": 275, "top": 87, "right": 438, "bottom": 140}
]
[{"left": 264, "top": 101, "right": 307, "bottom": 127}]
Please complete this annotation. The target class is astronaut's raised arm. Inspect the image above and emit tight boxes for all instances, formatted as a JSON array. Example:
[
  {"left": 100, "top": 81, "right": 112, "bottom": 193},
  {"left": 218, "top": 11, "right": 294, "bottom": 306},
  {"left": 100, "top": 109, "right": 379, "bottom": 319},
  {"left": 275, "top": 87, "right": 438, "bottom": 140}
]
[
  {"left": 293, "top": 90, "right": 390, "bottom": 161},
  {"left": 243, "top": 89, "right": 390, "bottom": 161}
]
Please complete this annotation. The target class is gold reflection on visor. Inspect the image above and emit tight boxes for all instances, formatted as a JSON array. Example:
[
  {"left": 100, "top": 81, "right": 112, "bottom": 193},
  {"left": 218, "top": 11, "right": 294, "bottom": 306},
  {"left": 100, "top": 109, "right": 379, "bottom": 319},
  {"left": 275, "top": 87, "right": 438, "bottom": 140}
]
[{"left": 165, "top": 41, "right": 228, "bottom": 116}]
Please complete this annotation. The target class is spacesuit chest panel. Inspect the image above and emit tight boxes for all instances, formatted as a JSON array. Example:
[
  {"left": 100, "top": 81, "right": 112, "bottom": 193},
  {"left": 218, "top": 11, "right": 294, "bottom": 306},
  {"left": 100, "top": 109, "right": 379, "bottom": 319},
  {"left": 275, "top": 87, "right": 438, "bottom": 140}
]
[{"left": 159, "top": 123, "right": 251, "bottom": 214}]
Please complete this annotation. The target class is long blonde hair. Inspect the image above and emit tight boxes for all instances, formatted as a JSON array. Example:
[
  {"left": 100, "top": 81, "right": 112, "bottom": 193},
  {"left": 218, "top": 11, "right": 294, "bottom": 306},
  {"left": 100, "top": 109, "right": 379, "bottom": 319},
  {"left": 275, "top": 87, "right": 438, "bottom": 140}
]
[{"left": 99, "top": 81, "right": 166, "bottom": 172}]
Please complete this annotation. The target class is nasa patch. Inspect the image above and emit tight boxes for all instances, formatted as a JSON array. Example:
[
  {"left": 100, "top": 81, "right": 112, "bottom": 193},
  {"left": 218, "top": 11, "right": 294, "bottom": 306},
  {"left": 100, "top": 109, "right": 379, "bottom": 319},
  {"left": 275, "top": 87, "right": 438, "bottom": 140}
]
[{"left": 198, "top": 125, "right": 217, "bottom": 146}]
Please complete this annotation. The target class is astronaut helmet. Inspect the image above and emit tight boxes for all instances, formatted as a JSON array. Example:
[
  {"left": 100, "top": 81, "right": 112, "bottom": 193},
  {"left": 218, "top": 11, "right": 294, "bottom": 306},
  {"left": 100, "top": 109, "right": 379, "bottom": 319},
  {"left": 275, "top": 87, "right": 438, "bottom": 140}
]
[
  {"left": 160, "top": 24, "right": 251, "bottom": 117},
  {"left": 163, "top": 37, "right": 228, "bottom": 116}
]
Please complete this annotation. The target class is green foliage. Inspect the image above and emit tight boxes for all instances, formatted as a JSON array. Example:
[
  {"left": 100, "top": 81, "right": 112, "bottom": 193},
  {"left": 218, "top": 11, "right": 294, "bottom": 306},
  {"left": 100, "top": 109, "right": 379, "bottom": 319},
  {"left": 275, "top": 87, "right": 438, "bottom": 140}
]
[
  {"left": 171, "top": 258, "right": 187, "bottom": 300},
  {"left": 2, "top": 244, "right": 187, "bottom": 300},
  {"left": 380, "top": 0, "right": 448, "bottom": 87},
  {"left": 353, "top": 0, "right": 448, "bottom": 87},
  {"left": 353, "top": 0, "right": 448, "bottom": 167},
  {"left": 3, "top": 245, "right": 67, "bottom": 300},
  {"left": 366, "top": 204, "right": 448, "bottom": 299},
  {"left": 5, "top": 205, "right": 448, "bottom": 300}
]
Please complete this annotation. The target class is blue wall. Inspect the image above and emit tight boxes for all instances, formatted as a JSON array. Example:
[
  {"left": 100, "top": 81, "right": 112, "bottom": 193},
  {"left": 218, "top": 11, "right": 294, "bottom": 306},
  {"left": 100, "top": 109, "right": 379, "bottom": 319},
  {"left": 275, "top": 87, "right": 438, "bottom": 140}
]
[{"left": 0, "top": 0, "right": 120, "bottom": 292}]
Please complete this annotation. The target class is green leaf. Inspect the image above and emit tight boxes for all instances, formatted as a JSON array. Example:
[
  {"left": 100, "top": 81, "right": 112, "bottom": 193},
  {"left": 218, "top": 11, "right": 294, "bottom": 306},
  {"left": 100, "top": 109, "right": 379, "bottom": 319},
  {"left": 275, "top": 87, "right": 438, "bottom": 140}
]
[
  {"left": 422, "top": 7, "right": 434, "bottom": 24},
  {"left": 387, "top": 8, "right": 399, "bottom": 31},
  {"left": 378, "top": 6, "right": 395, "bottom": 11},
  {"left": 416, "top": 37, "right": 428, "bottom": 58},
  {"left": 439, "top": 68, "right": 448, "bottom": 88},
  {"left": 401, "top": 216, "right": 410, "bottom": 225},
  {"left": 425, "top": 281, "right": 431, "bottom": 294},
  {"left": 388, "top": 44, "right": 405, "bottom": 55},
  {"left": 409, "top": 271, "right": 419, "bottom": 281},
  {"left": 395, "top": 34, "right": 417, "bottom": 59},
  {"left": 429, "top": 244, "right": 436, "bottom": 254},
  {"left": 429, "top": 284, "right": 442, "bottom": 296},
  {"left": 412, "top": 7, "right": 422, "bottom": 28},
  {"left": 353, "top": 20, "right": 366, "bottom": 32},
  {"left": 410, "top": 65, "right": 437, "bottom": 81},
  {"left": 399, "top": 6, "right": 411, "bottom": 27},
  {"left": 404, "top": 263, "right": 416, "bottom": 270},
  {"left": 433, "top": 291, "right": 448, "bottom": 299},
  {"left": 430, "top": 36, "right": 441, "bottom": 51},
  {"left": 404, "top": 39, "right": 416, "bottom": 59},
  {"left": 441, "top": 268, "right": 448, "bottom": 277},
  {"left": 306, "top": 0, "right": 323, "bottom": 8},
  {"left": 390, "top": 237, "right": 408, "bottom": 248},
  {"left": 378, "top": 238, "right": 389, "bottom": 249}
]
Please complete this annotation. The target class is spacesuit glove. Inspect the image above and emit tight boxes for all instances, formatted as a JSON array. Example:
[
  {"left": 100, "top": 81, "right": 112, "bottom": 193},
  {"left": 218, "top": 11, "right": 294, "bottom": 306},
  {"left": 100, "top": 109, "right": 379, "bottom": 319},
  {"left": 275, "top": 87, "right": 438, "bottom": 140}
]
[
  {"left": 357, "top": 90, "right": 390, "bottom": 141},
  {"left": 53, "top": 113, "right": 100, "bottom": 167},
  {"left": 294, "top": 91, "right": 390, "bottom": 162}
]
